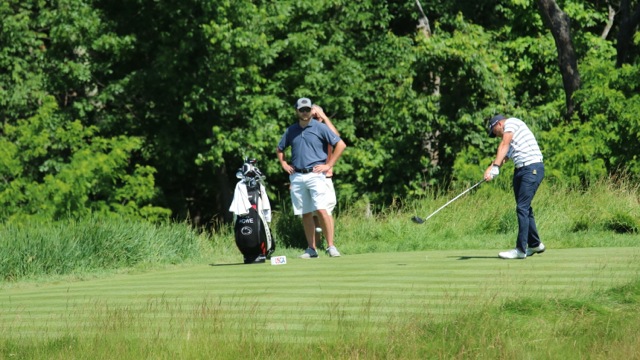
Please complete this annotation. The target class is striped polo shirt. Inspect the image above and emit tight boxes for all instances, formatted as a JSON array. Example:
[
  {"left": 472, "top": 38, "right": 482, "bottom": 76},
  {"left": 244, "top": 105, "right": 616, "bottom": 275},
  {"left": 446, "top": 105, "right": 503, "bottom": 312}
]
[{"left": 504, "top": 118, "right": 543, "bottom": 168}]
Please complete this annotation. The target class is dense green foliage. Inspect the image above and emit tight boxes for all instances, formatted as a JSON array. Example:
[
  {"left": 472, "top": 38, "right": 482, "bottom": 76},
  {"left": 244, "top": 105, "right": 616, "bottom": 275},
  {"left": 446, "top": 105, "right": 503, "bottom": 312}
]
[
  {"left": 0, "top": 97, "right": 170, "bottom": 222},
  {"left": 1, "top": 0, "right": 639, "bottom": 223}
]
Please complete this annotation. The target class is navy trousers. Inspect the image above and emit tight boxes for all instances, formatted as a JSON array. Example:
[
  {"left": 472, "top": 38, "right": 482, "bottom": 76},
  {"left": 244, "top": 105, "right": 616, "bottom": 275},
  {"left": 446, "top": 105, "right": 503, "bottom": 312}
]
[{"left": 513, "top": 162, "right": 544, "bottom": 253}]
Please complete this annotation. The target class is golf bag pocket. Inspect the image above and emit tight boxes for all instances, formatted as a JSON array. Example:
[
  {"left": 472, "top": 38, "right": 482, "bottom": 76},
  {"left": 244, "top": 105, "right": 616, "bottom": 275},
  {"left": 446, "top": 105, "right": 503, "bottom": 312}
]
[{"left": 234, "top": 206, "right": 264, "bottom": 255}]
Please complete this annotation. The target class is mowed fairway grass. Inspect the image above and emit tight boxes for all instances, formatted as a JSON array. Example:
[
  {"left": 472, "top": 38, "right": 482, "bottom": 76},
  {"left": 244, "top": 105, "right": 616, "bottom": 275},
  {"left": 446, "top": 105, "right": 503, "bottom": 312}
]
[{"left": 1, "top": 247, "right": 640, "bottom": 359}]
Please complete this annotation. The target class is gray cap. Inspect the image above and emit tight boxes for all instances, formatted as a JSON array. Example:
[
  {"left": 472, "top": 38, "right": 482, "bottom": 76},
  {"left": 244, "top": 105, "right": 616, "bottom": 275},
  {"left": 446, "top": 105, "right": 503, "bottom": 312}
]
[
  {"left": 487, "top": 114, "right": 506, "bottom": 137},
  {"left": 295, "top": 97, "right": 312, "bottom": 110}
]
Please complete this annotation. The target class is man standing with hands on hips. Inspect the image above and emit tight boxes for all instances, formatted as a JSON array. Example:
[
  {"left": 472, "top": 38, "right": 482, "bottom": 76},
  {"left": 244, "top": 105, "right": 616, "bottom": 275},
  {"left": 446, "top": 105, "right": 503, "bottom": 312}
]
[
  {"left": 277, "top": 97, "right": 346, "bottom": 259},
  {"left": 485, "top": 114, "right": 546, "bottom": 259}
]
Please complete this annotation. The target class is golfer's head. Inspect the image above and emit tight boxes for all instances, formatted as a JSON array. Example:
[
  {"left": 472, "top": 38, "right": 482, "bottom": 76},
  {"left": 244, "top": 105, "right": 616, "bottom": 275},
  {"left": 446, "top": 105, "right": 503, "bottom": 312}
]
[
  {"left": 487, "top": 114, "right": 507, "bottom": 138},
  {"left": 295, "top": 97, "right": 313, "bottom": 121}
]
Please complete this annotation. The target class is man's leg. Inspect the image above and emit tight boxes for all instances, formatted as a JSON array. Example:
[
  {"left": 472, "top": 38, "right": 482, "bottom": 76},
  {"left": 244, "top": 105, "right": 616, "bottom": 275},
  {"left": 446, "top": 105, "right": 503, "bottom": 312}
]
[
  {"left": 306, "top": 173, "right": 340, "bottom": 256},
  {"left": 324, "top": 177, "right": 336, "bottom": 237},
  {"left": 314, "top": 209, "right": 335, "bottom": 248},
  {"left": 513, "top": 169, "right": 531, "bottom": 253},
  {"left": 291, "top": 174, "right": 318, "bottom": 258},
  {"left": 527, "top": 207, "right": 542, "bottom": 248},
  {"left": 514, "top": 165, "right": 544, "bottom": 253},
  {"left": 526, "top": 164, "right": 545, "bottom": 248},
  {"left": 302, "top": 212, "right": 317, "bottom": 249}
]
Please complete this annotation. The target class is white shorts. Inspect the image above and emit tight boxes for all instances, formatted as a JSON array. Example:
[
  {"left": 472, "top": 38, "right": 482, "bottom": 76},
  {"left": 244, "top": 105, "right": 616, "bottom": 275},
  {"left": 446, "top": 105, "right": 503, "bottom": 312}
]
[
  {"left": 324, "top": 177, "right": 336, "bottom": 215},
  {"left": 290, "top": 173, "right": 335, "bottom": 215}
]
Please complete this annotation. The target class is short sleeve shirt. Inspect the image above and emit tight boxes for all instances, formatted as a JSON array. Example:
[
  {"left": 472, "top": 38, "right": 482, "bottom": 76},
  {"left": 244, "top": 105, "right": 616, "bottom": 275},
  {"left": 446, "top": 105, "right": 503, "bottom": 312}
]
[
  {"left": 277, "top": 119, "right": 341, "bottom": 169},
  {"left": 504, "top": 117, "right": 543, "bottom": 166}
]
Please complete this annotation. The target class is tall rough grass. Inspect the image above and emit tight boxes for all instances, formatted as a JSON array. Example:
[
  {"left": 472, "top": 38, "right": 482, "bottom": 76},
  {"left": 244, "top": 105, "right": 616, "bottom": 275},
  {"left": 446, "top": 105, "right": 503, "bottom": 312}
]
[
  {"left": 1, "top": 176, "right": 638, "bottom": 282},
  {"left": 0, "top": 217, "right": 213, "bottom": 282},
  {"left": 323, "top": 176, "right": 640, "bottom": 254}
]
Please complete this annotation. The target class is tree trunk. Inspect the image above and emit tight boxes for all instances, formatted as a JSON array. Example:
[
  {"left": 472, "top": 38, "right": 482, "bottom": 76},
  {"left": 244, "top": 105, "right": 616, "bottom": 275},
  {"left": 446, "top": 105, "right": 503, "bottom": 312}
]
[
  {"left": 616, "top": 0, "right": 640, "bottom": 67},
  {"left": 415, "top": 0, "right": 440, "bottom": 173},
  {"left": 536, "top": 0, "right": 581, "bottom": 118}
]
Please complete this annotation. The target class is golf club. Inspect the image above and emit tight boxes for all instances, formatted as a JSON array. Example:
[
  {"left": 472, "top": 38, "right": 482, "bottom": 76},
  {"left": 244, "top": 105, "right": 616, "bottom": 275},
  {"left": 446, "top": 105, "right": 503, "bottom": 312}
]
[{"left": 411, "top": 179, "right": 485, "bottom": 224}]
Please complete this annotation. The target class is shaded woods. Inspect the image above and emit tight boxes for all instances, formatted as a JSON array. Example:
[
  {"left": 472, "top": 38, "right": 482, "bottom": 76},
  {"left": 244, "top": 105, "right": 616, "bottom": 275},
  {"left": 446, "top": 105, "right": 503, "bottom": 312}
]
[{"left": 1, "top": 0, "right": 639, "bottom": 225}]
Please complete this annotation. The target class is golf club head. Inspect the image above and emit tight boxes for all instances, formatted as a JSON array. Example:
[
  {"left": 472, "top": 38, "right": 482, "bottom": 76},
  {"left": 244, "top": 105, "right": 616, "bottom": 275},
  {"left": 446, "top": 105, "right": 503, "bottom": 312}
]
[{"left": 411, "top": 216, "right": 425, "bottom": 224}]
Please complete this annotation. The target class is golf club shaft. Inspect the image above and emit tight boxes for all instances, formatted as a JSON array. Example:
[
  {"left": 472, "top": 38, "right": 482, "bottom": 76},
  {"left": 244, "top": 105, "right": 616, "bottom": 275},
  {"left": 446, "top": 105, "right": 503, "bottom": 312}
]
[{"left": 421, "top": 180, "right": 485, "bottom": 222}]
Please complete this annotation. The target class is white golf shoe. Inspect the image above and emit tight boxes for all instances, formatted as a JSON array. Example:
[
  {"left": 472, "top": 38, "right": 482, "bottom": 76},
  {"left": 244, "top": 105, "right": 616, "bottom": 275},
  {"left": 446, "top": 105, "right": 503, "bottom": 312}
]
[
  {"left": 299, "top": 247, "right": 319, "bottom": 259},
  {"left": 499, "top": 248, "right": 526, "bottom": 259},
  {"left": 526, "top": 243, "right": 546, "bottom": 256},
  {"left": 326, "top": 246, "right": 341, "bottom": 257}
]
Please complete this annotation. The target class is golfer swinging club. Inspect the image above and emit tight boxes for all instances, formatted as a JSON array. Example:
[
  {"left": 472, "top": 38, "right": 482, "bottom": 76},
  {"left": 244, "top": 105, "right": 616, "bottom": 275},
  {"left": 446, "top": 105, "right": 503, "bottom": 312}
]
[
  {"left": 485, "top": 114, "right": 546, "bottom": 259},
  {"left": 277, "top": 97, "right": 346, "bottom": 258}
]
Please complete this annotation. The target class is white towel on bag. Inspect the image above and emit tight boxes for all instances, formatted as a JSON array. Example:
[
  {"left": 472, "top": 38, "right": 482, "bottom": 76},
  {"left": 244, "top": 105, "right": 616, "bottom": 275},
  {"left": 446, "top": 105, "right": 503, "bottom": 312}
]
[{"left": 229, "top": 181, "right": 272, "bottom": 222}]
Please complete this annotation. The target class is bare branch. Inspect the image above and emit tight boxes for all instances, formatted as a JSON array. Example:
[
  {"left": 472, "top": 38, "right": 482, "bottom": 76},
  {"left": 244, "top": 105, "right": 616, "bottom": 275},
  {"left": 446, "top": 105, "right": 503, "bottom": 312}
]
[
  {"left": 601, "top": 1, "right": 616, "bottom": 39},
  {"left": 415, "top": 0, "right": 431, "bottom": 38}
]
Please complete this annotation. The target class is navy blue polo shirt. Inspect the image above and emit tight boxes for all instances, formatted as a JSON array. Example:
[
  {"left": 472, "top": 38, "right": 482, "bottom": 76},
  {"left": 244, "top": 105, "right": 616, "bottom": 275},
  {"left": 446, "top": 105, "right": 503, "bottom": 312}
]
[{"left": 277, "top": 119, "right": 341, "bottom": 169}]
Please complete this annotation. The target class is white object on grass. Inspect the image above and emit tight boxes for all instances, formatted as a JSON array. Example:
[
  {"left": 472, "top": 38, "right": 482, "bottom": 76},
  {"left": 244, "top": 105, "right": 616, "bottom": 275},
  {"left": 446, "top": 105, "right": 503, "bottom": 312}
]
[{"left": 270, "top": 256, "right": 287, "bottom": 265}]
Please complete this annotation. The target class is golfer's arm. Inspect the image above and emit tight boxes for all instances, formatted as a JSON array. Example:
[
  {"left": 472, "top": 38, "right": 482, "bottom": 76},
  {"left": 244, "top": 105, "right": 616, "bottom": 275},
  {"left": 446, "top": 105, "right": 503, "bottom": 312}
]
[{"left": 493, "top": 133, "right": 512, "bottom": 166}]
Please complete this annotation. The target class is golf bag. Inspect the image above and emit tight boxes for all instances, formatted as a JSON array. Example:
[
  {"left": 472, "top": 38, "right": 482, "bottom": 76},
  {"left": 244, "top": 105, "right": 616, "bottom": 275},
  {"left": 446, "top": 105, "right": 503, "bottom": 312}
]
[{"left": 229, "top": 159, "right": 275, "bottom": 264}]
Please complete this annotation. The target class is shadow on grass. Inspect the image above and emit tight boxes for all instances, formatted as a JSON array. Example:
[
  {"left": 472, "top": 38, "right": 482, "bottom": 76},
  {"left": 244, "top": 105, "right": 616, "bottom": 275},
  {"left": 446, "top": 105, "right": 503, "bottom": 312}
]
[
  {"left": 209, "top": 262, "right": 249, "bottom": 267},
  {"left": 451, "top": 256, "right": 500, "bottom": 260}
]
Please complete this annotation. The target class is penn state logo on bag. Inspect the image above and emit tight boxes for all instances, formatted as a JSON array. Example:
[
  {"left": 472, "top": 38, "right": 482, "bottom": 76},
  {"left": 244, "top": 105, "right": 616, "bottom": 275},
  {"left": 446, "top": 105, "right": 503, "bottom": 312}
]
[{"left": 240, "top": 226, "right": 253, "bottom": 235}]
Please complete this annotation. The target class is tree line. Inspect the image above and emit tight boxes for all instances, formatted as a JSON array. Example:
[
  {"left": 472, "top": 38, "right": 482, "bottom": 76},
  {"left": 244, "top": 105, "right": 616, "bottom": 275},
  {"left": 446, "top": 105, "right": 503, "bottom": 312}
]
[{"left": 1, "top": 0, "right": 639, "bottom": 225}]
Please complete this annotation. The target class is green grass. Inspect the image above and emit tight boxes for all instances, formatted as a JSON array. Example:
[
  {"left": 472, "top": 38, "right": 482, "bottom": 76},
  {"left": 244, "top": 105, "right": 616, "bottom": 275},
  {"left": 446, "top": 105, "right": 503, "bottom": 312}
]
[
  {"left": 1, "top": 247, "right": 639, "bottom": 359},
  {"left": 0, "top": 178, "right": 639, "bottom": 358},
  {"left": 2, "top": 179, "right": 638, "bottom": 281},
  {"left": 0, "top": 217, "right": 214, "bottom": 282},
  {"left": 268, "top": 179, "right": 639, "bottom": 258}
]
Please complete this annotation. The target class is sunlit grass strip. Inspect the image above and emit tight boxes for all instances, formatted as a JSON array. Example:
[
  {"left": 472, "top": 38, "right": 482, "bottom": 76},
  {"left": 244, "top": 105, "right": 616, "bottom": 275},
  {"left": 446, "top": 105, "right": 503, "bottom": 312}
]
[{"left": 1, "top": 248, "right": 638, "bottom": 351}]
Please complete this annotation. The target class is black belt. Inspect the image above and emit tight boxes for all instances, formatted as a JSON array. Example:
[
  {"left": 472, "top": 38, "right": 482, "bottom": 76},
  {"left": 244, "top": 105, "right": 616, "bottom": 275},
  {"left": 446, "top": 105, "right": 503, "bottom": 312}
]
[
  {"left": 294, "top": 167, "right": 314, "bottom": 174},
  {"left": 515, "top": 159, "right": 543, "bottom": 169}
]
